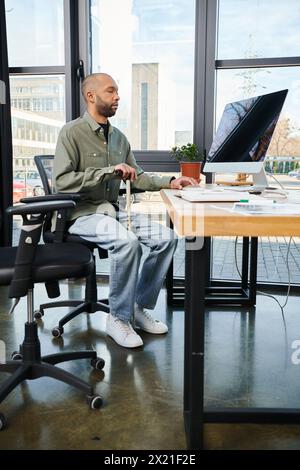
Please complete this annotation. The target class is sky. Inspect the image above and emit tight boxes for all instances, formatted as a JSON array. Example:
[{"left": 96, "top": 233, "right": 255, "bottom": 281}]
[
  {"left": 218, "top": 0, "right": 300, "bottom": 60},
  {"left": 5, "top": 0, "right": 64, "bottom": 67}
]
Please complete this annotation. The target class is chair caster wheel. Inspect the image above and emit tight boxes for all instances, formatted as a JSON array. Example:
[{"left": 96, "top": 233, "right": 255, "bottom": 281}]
[
  {"left": 91, "top": 357, "right": 105, "bottom": 370},
  {"left": 11, "top": 351, "right": 22, "bottom": 361},
  {"left": 34, "top": 310, "right": 44, "bottom": 320},
  {"left": 0, "top": 413, "right": 7, "bottom": 431},
  {"left": 87, "top": 394, "right": 103, "bottom": 409},
  {"left": 52, "top": 326, "right": 64, "bottom": 338}
]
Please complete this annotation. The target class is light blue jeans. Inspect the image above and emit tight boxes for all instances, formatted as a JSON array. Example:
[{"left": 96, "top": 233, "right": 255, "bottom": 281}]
[{"left": 69, "top": 210, "right": 178, "bottom": 322}]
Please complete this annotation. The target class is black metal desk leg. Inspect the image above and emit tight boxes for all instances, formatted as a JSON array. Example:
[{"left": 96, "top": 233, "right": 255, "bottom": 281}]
[
  {"left": 241, "top": 237, "right": 249, "bottom": 291},
  {"left": 184, "top": 236, "right": 207, "bottom": 450},
  {"left": 166, "top": 214, "right": 174, "bottom": 306},
  {"left": 249, "top": 237, "right": 258, "bottom": 306}
]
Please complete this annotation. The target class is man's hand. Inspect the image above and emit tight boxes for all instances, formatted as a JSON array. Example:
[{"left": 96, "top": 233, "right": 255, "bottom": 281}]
[
  {"left": 114, "top": 163, "right": 137, "bottom": 181},
  {"left": 170, "top": 176, "right": 199, "bottom": 190}
]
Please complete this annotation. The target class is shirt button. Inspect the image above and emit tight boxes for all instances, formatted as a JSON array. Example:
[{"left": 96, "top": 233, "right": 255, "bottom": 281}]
[{"left": 103, "top": 141, "right": 107, "bottom": 145}]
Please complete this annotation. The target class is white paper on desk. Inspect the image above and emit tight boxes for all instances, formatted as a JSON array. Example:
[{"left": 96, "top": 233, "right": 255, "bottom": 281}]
[{"left": 232, "top": 203, "right": 300, "bottom": 215}]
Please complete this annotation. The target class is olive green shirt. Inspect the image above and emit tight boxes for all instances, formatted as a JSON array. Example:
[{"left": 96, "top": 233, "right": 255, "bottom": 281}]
[{"left": 54, "top": 111, "right": 173, "bottom": 221}]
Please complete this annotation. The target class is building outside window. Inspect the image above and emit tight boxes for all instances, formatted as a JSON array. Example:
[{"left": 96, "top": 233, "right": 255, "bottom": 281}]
[
  {"left": 90, "top": 0, "right": 195, "bottom": 150},
  {"left": 9, "top": 75, "right": 65, "bottom": 204}
]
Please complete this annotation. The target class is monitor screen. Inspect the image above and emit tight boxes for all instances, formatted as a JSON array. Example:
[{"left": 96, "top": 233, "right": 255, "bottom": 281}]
[{"left": 206, "top": 89, "right": 288, "bottom": 165}]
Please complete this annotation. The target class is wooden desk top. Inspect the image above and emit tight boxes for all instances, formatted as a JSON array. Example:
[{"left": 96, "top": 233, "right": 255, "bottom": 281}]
[{"left": 160, "top": 189, "right": 300, "bottom": 237}]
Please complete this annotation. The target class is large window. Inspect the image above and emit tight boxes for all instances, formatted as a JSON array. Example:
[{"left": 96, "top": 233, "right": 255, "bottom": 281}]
[
  {"left": 213, "top": 0, "right": 300, "bottom": 284},
  {"left": 216, "top": 0, "right": 300, "bottom": 187},
  {"left": 90, "top": 0, "right": 195, "bottom": 150}
]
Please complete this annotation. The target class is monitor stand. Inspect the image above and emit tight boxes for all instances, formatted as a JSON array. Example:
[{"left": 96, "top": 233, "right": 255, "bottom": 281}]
[
  {"left": 216, "top": 168, "right": 276, "bottom": 193},
  {"left": 251, "top": 167, "right": 273, "bottom": 191}
]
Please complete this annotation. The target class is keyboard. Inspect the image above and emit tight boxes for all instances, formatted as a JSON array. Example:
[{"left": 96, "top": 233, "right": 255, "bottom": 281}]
[{"left": 177, "top": 189, "right": 249, "bottom": 202}]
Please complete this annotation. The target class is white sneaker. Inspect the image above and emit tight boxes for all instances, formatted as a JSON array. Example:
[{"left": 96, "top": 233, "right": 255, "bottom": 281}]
[
  {"left": 134, "top": 304, "right": 168, "bottom": 335},
  {"left": 106, "top": 313, "right": 143, "bottom": 348}
]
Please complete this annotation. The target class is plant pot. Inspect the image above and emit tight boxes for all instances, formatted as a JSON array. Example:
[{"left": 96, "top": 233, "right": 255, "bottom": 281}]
[{"left": 180, "top": 162, "right": 202, "bottom": 183}]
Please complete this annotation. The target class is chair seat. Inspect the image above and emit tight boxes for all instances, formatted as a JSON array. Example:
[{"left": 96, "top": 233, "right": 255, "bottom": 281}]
[
  {"left": 0, "top": 243, "right": 93, "bottom": 285},
  {"left": 44, "top": 230, "right": 108, "bottom": 259}
]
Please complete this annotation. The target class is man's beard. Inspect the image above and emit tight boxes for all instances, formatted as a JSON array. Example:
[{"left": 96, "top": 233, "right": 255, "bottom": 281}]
[{"left": 95, "top": 99, "right": 116, "bottom": 118}]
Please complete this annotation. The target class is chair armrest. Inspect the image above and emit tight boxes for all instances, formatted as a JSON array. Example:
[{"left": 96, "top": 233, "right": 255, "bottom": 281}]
[
  {"left": 7, "top": 200, "right": 76, "bottom": 298},
  {"left": 20, "top": 193, "right": 82, "bottom": 204},
  {"left": 6, "top": 200, "right": 75, "bottom": 216}
]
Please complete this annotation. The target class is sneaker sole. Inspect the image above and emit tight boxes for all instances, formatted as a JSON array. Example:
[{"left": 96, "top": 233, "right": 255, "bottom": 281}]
[
  {"left": 107, "top": 332, "right": 143, "bottom": 348},
  {"left": 135, "top": 324, "right": 168, "bottom": 335}
]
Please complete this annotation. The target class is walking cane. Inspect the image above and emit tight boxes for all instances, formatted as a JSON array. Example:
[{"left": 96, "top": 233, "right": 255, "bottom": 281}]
[
  {"left": 126, "top": 179, "right": 132, "bottom": 231},
  {"left": 114, "top": 169, "right": 132, "bottom": 231}
]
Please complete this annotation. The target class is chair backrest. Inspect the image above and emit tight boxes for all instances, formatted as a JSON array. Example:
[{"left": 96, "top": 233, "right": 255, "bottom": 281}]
[
  {"left": 34, "top": 155, "right": 54, "bottom": 195},
  {"left": 33, "top": 155, "right": 109, "bottom": 259}
]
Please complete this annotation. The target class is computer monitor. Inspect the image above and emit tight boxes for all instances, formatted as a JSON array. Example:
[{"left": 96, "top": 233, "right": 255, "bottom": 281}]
[{"left": 204, "top": 89, "right": 288, "bottom": 190}]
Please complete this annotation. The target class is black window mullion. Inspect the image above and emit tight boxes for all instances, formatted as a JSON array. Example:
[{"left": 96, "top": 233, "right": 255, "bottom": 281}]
[
  {"left": 216, "top": 57, "right": 300, "bottom": 70},
  {"left": 0, "top": 0, "right": 12, "bottom": 246},
  {"left": 64, "top": 0, "right": 82, "bottom": 121},
  {"left": 9, "top": 66, "right": 65, "bottom": 75}
]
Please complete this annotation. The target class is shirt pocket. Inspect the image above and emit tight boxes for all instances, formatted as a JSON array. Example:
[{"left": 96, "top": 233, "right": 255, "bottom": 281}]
[{"left": 84, "top": 152, "right": 108, "bottom": 169}]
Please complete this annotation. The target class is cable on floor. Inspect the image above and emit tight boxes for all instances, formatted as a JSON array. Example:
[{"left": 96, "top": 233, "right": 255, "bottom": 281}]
[{"left": 234, "top": 235, "right": 292, "bottom": 310}]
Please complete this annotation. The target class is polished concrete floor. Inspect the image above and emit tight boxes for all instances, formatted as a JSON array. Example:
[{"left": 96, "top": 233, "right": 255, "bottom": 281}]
[{"left": 1, "top": 281, "right": 300, "bottom": 450}]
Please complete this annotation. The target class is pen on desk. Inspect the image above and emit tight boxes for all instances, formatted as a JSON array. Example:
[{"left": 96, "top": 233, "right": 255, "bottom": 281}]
[{"left": 237, "top": 199, "right": 278, "bottom": 204}]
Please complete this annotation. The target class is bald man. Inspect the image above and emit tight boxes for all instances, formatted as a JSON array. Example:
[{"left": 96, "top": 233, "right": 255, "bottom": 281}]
[{"left": 54, "top": 73, "right": 197, "bottom": 348}]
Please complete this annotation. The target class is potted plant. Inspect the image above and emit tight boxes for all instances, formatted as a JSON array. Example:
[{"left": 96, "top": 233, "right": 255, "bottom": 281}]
[{"left": 171, "top": 143, "right": 204, "bottom": 182}]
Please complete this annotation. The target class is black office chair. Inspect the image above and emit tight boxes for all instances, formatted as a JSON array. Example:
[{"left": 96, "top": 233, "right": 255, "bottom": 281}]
[
  {"left": 0, "top": 199, "right": 105, "bottom": 431},
  {"left": 25, "top": 155, "right": 111, "bottom": 338}
]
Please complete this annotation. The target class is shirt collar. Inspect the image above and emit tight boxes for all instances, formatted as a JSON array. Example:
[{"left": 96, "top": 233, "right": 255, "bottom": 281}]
[{"left": 83, "top": 111, "right": 114, "bottom": 134}]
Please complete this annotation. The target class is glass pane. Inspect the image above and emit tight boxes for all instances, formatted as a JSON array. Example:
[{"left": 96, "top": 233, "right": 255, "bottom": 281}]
[
  {"left": 90, "top": 0, "right": 195, "bottom": 150},
  {"left": 212, "top": 236, "right": 300, "bottom": 285},
  {"left": 11, "top": 75, "right": 65, "bottom": 244},
  {"left": 215, "top": 67, "right": 300, "bottom": 189},
  {"left": 218, "top": 0, "right": 300, "bottom": 60},
  {"left": 212, "top": 67, "right": 300, "bottom": 285},
  {"left": 5, "top": 0, "right": 64, "bottom": 67}
]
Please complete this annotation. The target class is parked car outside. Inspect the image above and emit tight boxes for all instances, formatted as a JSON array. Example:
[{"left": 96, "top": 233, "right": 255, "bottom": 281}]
[
  {"left": 288, "top": 169, "right": 300, "bottom": 177},
  {"left": 13, "top": 180, "right": 33, "bottom": 203},
  {"left": 13, "top": 172, "right": 45, "bottom": 201}
]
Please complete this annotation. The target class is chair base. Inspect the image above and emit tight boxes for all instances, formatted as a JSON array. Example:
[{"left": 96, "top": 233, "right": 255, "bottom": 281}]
[
  {"left": 34, "top": 261, "right": 110, "bottom": 336},
  {"left": 36, "top": 299, "right": 110, "bottom": 337},
  {"left": 0, "top": 322, "right": 104, "bottom": 429}
]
